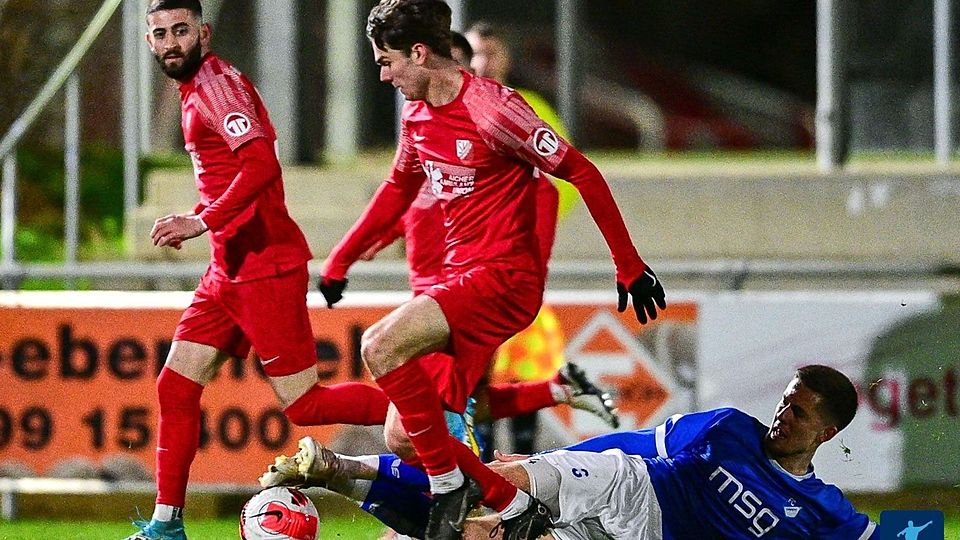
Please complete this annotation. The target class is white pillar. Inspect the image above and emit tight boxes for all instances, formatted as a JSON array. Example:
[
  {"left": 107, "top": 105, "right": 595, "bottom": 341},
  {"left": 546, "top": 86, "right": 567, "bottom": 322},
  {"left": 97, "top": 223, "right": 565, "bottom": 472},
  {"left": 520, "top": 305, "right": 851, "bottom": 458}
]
[
  {"left": 255, "top": 0, "right": 299, "bottom": 163},
  {"left": 934, "top": 0, "right": 953, "bottom": 167},
  {"left": 325, "top": 0, "right": 364, "bottom": 160},
  {"left": 556, "top": 0, "right": 581, "bottom": 142},
  {"left": 815, "top": 0, "right": 848, "bottom": 172},
  {"left": 122, "top": 0, "right": 141, "bottom": 235},
  {"left": 64, "top": 73, "right": 81, "bottom": 287}
]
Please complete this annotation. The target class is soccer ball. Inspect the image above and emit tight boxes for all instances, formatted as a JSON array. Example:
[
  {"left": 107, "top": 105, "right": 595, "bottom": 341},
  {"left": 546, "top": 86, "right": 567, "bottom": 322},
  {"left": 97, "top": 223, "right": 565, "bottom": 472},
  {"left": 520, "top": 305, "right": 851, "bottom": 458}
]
[{"left": 240, "top": 486, "right": 320, "bottom": 540}]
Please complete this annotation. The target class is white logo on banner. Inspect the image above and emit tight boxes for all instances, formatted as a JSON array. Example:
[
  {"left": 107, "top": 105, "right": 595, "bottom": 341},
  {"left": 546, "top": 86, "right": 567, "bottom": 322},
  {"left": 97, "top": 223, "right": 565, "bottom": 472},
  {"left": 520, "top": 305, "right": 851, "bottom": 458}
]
[
  {"left": 223, "top": 112, "right": 252, "bottom": 137},
  {"left": 532, "top": 128, "right": 560, "bottom": 156}
]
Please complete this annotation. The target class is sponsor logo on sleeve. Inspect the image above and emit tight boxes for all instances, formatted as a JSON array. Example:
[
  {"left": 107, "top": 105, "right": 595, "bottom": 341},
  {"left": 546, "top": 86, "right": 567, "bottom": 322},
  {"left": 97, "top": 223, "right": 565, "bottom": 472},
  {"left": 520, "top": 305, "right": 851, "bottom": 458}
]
[
  {"left": 223, "top": 112, "right": 252, "bottom": 137},
  {"left": 532, "top": 127, "right": 560, "bottom": 157}
]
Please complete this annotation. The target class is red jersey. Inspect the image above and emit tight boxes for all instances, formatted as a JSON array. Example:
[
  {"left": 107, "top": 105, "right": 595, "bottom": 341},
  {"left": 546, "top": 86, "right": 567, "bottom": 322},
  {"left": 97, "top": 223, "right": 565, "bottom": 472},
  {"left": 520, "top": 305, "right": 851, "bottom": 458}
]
[
  {"left": 179, "top": 54, "right": 311, "bottom": 282},
  {"left": 396, "top": 174, "right": 559, "bottom": 295},
  {"left": 400, "top": 180, "right": 446, "bottom": 293},
  {"left": 325, "top": 70, "right": 646, "bottom": 286}
]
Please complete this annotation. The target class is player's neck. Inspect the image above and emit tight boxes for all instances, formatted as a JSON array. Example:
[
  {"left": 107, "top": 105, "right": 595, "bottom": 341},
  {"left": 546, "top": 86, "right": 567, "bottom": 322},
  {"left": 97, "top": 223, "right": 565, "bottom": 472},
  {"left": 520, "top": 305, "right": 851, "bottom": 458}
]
[
  {"left": 771, "top": 452, "right": 814, "bottom": 477},
  {"left": 424, "top": 64, "right": 464, "bottom": 107}
]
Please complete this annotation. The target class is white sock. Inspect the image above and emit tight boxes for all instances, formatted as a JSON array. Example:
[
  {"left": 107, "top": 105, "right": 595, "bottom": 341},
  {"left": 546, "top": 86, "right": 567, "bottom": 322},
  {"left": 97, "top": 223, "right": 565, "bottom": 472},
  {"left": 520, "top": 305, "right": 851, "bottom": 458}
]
[
  {"left": 428, "top": 467, "right": 464, "bottom": 494},
  {"left": 152, "top": 504, "right": 182, "bottom": 522},
  {"left": 550, "top": 382, "right": 570, "bottom": 404},
  {"left": 353, "top": 455, "right": 381, "bottom": 470},
  {"left": 343, "top": 479, "right": 373, "bottom": 502},
  {"left": 499, "top": 489, "right": 533, "bottom": 520}
]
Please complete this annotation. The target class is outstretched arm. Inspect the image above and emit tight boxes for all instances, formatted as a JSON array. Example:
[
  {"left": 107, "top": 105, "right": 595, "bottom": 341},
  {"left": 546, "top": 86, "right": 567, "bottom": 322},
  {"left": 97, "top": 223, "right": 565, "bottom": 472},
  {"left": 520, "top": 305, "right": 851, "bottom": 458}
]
[
  {"left": 549, "top": 147, "right": 665, "bottom": 323},
  {"left": 472, "top": 90, "right": 665, "bottom": 323}
]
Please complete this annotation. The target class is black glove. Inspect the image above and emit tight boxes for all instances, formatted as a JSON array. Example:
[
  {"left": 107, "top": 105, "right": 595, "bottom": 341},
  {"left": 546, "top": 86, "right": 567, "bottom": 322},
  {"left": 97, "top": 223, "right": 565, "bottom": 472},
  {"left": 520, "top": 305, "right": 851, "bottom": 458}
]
[
  {"left": 617, "top": 268, "right": 666, "bottom": 324},
  {"left": 318, "top": 276, "right": 348, "bottom": 308}
]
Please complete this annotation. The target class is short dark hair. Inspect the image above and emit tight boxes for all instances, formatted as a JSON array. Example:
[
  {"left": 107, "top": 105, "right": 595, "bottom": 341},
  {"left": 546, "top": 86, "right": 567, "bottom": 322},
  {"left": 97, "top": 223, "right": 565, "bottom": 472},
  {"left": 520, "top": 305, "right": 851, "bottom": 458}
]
[
  {"left": 450, "top": 31, "right": 473, "bottom": 63},
  {"left": 796, "top": 365, "right": 858, "bottom": 431},
  {"left": 147, "top": 0, "right": 202, "bottom": 19},
  {"left": 466, "top": 21, "right": 499, "bottom": 40},
  {"left": 367, "top": 0, "right": 452, "bottom": 58}
]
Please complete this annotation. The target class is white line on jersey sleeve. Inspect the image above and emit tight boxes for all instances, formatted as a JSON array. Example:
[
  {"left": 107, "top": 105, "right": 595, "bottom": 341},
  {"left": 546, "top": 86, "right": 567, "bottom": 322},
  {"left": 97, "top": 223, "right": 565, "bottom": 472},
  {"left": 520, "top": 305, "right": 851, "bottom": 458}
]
[{"left": 655, "top": 414, "right": 684, "bottom": 458}]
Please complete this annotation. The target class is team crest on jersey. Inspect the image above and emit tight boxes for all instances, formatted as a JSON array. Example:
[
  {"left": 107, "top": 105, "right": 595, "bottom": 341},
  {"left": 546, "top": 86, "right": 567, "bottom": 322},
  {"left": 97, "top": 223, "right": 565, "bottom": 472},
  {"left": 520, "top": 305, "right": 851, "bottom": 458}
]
[
  {"left": 423, "top": 160, "right": 476, "bottom": 201},
  {"left": 456, "top": 139, "right": 473, "bottom": 160},
  {"left": 223, "top": 112, "right": 252, "bottom": 137},
  {"left": 532, "top": 127, "right": 560, "bottom": 157},
  {"left": 784, "top": 499, "right": 802, "bottom": 518}
]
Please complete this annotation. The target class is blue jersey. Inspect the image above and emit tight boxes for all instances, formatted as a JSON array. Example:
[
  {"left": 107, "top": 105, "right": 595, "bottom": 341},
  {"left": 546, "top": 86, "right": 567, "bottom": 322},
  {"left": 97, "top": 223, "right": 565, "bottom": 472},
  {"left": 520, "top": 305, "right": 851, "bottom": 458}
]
[{"left": 569, "top": 408, "right": 877, "bottom": 540}]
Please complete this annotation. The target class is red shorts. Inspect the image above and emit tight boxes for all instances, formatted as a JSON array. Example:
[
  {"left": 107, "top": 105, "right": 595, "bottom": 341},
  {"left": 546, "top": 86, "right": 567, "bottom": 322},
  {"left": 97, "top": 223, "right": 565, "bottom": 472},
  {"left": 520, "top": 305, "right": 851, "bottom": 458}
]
[
  {"left": 421, "top": 265, "right": 544, "bottom": 412},
  {"left": 173, "top": 265, "right": 316, "bottom": 377}
]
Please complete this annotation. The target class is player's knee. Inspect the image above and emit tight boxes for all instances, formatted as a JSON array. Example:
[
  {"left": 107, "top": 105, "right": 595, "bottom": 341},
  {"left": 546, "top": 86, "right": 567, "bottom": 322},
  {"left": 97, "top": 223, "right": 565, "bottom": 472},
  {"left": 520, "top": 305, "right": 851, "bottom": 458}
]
[
  {"left": 360, "top": 325, "right": 393, "bottom": 376},
  {"left": 385, "top": 430, "right": 416, "bottom": 460}
]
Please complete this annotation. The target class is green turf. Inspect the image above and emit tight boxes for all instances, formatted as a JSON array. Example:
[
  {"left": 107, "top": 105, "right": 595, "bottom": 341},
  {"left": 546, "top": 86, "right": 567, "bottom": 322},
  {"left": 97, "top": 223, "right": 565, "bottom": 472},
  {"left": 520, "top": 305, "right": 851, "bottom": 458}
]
[
  {"left": 0, "top": 515, "right": 384, "bottom": 540},
  {"left": 2, "top": 509, "right": 958, "bottom": 539}
]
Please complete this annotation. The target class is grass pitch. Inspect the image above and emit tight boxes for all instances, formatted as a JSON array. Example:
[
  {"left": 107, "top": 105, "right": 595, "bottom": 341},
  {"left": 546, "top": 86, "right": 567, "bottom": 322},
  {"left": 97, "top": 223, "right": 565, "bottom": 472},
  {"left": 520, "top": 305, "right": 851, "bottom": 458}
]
[
  {"left": 0, "top": 515, "right": 385, "bottom": 540},
  {"left": 1, "top": 508, "right": 958, "bottom": 539}
]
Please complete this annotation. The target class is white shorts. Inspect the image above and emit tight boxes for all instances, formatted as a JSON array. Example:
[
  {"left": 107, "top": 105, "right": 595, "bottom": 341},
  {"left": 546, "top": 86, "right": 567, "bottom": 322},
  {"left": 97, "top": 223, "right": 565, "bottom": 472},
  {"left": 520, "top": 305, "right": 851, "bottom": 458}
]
[{"left": 519, "top": 449, "right": 662, "bottom": 540}]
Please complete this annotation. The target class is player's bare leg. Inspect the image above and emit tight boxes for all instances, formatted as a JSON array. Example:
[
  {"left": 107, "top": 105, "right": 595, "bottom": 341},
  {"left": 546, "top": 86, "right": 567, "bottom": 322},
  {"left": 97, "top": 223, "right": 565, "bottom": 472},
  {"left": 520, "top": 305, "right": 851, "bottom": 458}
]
[
  {"left": 384, "top": 404, "right": 417, "bottom": 460},
  {"left": 362, "top": 296, "right": 494, "bottom": 539}
]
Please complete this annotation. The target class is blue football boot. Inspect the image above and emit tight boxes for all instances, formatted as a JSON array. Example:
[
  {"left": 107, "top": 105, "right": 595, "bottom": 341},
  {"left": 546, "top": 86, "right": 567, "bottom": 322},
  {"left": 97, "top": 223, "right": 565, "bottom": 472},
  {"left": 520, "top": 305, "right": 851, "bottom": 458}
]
[
  {"left": 123, "top": 517, "right": 187, "bottom": 540},
  {"left": 444, "top": 397, "right": 485, "bottom": 457}
]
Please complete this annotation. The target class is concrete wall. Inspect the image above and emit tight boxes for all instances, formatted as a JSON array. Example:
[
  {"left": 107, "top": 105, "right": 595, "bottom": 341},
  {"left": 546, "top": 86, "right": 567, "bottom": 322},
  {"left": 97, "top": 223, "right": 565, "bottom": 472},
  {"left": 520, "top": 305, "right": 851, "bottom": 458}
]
[{"left": 129, "top": 160, "right": 960, "bottom": 267}]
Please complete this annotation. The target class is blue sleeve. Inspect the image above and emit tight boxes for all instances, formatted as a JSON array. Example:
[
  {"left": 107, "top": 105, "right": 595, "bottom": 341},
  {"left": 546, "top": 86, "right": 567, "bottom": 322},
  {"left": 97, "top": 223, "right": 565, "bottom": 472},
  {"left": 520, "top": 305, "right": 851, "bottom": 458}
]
[
  {"left": 818, "top": 513, "right": 877, "bottom": 540},
  {"left": 565, "top": 408, "right": 737, "bottom": 458},
  {"left": 813, "top": 488, "right": 878, "bottom": 540}
]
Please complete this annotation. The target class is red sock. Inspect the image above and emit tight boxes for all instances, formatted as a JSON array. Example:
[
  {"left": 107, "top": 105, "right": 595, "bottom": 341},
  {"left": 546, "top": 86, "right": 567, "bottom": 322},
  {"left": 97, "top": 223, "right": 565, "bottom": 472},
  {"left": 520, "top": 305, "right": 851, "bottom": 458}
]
[
  {"left": 284, "top": 383, "right": 389, "bottom": 426},
  {"left": 448, "top": 437, "right": 518, "bottom": 511},
  {"left": 486, "top": 381, "right": 556, "bottom": 419},
  {"left": 155, "top": 368, "right": 203, "bottom": 508},
  {"left": 375, "top": 362, "right": 456, "bottom": 476}
]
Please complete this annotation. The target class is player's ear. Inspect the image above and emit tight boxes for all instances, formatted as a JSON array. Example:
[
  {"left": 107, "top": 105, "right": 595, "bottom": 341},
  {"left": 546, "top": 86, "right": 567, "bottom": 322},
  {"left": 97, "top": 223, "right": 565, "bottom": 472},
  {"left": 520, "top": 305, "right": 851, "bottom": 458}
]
[
  {"left": 199, "top": 22, "right": 212, "bottom": 48},
  {"left": 410, "top": 43, "right": 428, "bottom": 65},
  {"left": 817, "top": 425, "right": 838, "bottom": 444}
]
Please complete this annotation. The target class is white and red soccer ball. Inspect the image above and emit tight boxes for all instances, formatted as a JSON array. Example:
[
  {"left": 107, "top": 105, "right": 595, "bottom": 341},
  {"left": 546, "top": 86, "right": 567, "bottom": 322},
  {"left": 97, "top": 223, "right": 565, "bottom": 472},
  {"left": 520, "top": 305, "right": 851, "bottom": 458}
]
[{"left": 240, "top": 486, "right": 319, "bottom": 540}]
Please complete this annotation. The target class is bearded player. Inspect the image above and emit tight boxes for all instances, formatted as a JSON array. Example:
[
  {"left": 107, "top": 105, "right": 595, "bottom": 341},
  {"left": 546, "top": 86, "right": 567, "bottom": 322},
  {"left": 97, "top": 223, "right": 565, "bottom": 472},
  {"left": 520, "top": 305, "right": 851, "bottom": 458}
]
[{"left": 129, "top": 1, "right": 392, "bottom": 538}]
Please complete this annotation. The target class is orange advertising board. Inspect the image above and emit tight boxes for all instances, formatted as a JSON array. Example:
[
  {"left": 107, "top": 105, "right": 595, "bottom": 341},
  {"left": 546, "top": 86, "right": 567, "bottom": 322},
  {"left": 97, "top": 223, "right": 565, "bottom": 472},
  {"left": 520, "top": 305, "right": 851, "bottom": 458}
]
[{"left": 0, "top": 291, "right": 696, "bottom": 485}]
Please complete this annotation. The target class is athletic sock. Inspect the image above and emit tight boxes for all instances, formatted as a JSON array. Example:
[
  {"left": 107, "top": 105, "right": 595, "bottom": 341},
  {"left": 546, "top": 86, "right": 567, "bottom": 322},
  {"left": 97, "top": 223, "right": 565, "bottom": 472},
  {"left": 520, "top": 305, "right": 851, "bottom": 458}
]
[
  {"left": 447, "top": 437, "right": 521, "bottom": 512},
  {"left": 151, "top": 503, "right": 183, "bottom": 522},
  {"left": 283, "top": 382, "right": 389, "bottom": 426},
  {"left": 486, "top": 380, "right": 557, "bottom": 419},
  {"left": 375, "top": 362, "right": 460, "bottom": 492},
  {"left": 499, "top": 488, "right": 534, "bottom": 520},
  {"left": 155, "top": 368, "right": 203, "bottom": 508}
]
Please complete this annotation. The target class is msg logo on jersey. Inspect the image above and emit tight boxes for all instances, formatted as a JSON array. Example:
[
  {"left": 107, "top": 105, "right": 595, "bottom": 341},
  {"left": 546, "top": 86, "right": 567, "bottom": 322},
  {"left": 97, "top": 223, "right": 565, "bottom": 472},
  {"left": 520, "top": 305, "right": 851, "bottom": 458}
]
[
  {"left": 423, "top": 160, "right": 477, "bottom": 201},
  {"left": 223, "top": 112, "right": 252, "bottom": 137},
  {"left": 532, "top": 127, "right": 560, "bottom": 157},
  {"left": 709, "top": 466, "right": 780, "bottom": 537}
]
